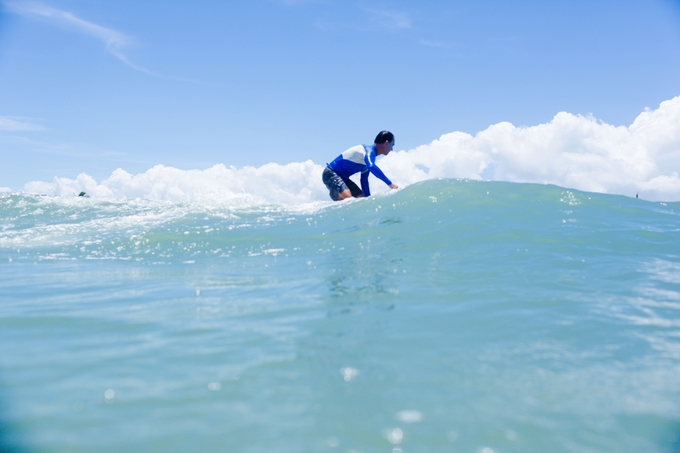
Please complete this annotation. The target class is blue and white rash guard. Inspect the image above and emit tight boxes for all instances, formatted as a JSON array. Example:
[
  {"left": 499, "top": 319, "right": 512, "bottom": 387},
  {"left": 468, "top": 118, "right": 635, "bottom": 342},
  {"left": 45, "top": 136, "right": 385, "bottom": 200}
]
[{"left": 327, "top": 144, "right": 392, "bottom": 197}]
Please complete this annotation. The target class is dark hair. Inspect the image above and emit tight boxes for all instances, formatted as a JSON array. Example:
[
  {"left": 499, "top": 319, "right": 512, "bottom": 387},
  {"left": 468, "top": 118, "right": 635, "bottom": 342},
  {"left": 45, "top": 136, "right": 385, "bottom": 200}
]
[{"left": 374, "top": 130, "right": 395, "bottom": 145}]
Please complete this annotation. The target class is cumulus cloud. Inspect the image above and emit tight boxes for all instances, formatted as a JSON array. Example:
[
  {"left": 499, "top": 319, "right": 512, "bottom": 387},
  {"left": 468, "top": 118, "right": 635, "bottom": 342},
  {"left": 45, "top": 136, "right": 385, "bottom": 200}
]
[
  {"left": 2, "top": 0, "right": 152, "bottom": 73},
  {"left": 23, "top": 161, "right": 329, "bottom": 204},
  {"left": 379, "top": 96, "right": 680, "bottom": 201},
  {"left": 23, "top": 96, "right": 680, "bottom": 203}
]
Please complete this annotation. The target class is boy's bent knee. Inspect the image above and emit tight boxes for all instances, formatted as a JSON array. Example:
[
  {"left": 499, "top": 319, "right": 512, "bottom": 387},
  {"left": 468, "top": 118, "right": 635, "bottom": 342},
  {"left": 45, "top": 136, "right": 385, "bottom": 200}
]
[{"left": 337, "top": 189, "right": 353, "bottom": 200}]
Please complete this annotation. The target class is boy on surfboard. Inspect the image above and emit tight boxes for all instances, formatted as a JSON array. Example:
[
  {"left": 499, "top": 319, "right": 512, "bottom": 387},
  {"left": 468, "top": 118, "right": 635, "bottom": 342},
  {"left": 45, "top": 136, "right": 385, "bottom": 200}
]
[{"left": 322, "top": 131, "right": 399, "bottom": 201}]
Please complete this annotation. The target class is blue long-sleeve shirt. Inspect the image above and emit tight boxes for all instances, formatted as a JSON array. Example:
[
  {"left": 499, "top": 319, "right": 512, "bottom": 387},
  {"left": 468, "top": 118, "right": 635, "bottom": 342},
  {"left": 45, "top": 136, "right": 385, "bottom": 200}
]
[{"left": 327, "top": 144, "right": 392, "bottom": 197}]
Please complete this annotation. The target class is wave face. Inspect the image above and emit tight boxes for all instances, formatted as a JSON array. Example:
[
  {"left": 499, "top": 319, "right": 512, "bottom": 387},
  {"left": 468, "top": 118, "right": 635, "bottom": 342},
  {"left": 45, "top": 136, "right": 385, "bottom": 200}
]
[
  {"left": 1, "top": 180, "right": 680, "bottom": 452},
  {"left": 20, "top": 95, "right": 680, "bottom": 202}
]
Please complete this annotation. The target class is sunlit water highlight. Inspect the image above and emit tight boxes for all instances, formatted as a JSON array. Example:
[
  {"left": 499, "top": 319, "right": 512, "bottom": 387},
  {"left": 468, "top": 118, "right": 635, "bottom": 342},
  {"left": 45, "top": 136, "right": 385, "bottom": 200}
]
[{"left": 1, "top": 179, "right": 679, "bottom": 452}]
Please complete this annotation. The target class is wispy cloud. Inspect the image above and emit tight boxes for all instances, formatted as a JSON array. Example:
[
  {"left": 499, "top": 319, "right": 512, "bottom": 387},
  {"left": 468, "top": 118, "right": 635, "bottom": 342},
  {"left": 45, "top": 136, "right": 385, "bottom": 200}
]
[
  {"left": 275, "top": 0, "right": 320, "bottom": 5},
  {"left": 1, "top": 0, "right": 154, "bottom": 74},
  {"left": 0, "top": 116, "right": 45, "bottom": 131},
  {"left": 419, "top": 39, "right": 460, "bottom": 50},
  {"left": 363, "top": 7, "right": 412, "bottom": 30},
  {"left": 4, "top": 134, "right": 136, "bottom": 161}
]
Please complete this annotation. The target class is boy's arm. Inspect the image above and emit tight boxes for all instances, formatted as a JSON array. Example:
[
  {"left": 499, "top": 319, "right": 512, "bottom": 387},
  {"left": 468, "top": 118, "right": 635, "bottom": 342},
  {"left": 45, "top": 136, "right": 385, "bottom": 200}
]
[
  {"left": 360, "top": 171, "right": 371, "bottom": 197},
  {"left": 369, "top": 165, "right": 392, "bottom": 186}
]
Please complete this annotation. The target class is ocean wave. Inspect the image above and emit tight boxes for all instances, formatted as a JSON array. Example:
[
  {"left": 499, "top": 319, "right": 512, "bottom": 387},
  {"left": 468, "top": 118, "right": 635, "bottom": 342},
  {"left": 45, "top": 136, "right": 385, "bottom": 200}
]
[{"left": 20, "top": 96, "right": 680, "bottom": 203}]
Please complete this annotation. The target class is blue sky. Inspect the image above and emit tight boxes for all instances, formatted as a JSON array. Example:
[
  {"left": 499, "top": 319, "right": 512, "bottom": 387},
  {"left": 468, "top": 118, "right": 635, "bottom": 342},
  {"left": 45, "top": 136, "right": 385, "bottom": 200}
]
[{"left": 1, "top": 0, "right": 680, "bottom": 190}]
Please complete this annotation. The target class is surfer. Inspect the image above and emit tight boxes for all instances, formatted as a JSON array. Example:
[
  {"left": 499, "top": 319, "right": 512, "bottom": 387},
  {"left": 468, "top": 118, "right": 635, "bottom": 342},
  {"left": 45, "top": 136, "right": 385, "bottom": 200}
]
[{"left": 322, "top": 131, "right": 399, "bottom": 201}]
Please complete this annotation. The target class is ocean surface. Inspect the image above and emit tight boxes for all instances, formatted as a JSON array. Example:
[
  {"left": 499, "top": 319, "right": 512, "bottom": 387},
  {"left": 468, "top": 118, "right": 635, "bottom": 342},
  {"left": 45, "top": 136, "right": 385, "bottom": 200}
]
[{"left": 1, "top": 178, "right": 679, "bottom": 453}]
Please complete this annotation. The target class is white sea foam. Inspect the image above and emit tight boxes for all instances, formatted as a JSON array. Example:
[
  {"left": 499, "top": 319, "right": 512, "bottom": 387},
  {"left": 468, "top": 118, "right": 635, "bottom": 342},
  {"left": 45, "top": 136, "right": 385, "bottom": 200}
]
[{"left": 23, "top": 96, "right": 680, "bottom": 202}]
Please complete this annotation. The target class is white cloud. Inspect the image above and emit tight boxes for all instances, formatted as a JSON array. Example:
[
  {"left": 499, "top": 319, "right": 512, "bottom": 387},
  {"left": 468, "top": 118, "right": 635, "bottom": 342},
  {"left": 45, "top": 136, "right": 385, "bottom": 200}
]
[
  {"left": 0, "top": 116, "right": 44, "bottom": 131},
  {"left": 2, "top": 0, "right": 152, "bottom": 74},
  {"left": 379, "top": 96, "right": 680, "bottom": 201},
  {"left": 23, "top": 161, "right": 329, "bottom": 204},
  {"left": 22, "top": 96, "right": 680, "bottom": 203}
]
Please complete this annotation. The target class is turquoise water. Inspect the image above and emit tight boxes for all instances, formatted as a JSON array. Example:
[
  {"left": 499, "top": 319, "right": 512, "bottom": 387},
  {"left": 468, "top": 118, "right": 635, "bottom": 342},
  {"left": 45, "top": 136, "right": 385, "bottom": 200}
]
[{"left": 1, "top": 179, "right": 679, "bottom": 453}]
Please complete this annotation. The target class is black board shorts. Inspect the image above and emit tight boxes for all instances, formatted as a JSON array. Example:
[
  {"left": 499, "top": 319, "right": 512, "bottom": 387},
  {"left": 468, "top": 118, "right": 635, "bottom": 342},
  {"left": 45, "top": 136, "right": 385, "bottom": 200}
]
[{"left": 322, "top": 167, "right": 363, "bottom": 201}]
